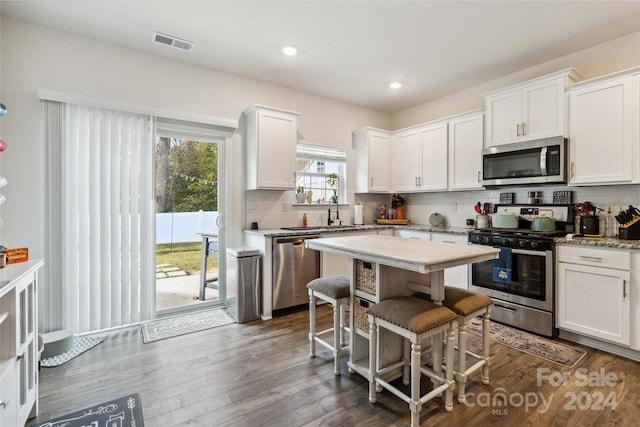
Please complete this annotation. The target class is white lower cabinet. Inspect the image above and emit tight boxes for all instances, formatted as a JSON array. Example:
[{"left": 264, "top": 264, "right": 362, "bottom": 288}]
[
  {"left": 321, "top": 230, "right": 378, "bottom": 276},
  {"left": 0, "top": 360, "right": 17, "bottom": 427},
  {"left": 394, "top": 229, "right": 429, "bottom": 240},
  {"left": 431, "top": 233, "right": 469, "bottom": 289},
  {"left": 394, "top": 230, "right": 469, "bottom": 289},
  {"left": 557, "top": 246, "right": 631, "bottom": 346},
  {"left": 0, "top": 261, "right": 43, "bottom": 427}
]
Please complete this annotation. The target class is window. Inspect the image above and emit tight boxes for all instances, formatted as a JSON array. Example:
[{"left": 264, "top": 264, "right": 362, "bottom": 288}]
[{"left": 296, "top": 144, "right": 346, "bottom": 203}]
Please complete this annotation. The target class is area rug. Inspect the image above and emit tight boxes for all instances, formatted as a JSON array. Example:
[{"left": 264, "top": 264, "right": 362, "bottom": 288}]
[
  {"left": 466, "top": 317, "right": 586, "bottom": 367},
  {"left": 30, "top": 393, "right": 144, "bottom": 427},
  {"left": 40, "top": 336, "right": 104, "bottom": 368},
  {"left": 140, "top": 309, "right": 234, "bottom": 343}
]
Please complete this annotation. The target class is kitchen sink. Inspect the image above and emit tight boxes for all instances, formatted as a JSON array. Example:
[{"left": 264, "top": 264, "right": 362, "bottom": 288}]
[
  {"left": 280, "top": 225, "right": 359, "bottom": 231},
  {"left": 280, "top": 226, "right": 323, "bottom": 231}
]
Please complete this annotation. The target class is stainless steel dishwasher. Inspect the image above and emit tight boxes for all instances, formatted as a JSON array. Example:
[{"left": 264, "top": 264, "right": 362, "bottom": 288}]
[{"left": 272, "top": 235, "right": 320, "bottom": 311}]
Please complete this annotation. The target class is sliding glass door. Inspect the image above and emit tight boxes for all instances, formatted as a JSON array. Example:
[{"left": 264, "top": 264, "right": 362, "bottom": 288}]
[{"left": 154, "top": 120, "right": 227, "bottom": 314}]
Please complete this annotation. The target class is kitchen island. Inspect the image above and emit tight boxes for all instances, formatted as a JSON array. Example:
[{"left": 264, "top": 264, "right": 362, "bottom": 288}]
[{"left": 306, "top": 234, "right": 499, "bottom": 383}]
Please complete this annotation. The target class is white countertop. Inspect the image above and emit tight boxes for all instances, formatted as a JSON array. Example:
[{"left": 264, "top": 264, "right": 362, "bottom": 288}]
[
  {"left": 306, "top": 234, "right": 499, "bottom": 274},
  {"left": 0, "top": 259, "right": 45, "bottom": 298}
]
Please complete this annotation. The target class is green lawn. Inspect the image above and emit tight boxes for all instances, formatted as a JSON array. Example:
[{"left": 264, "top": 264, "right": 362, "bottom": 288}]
[{"left": 156, "top": 242, "right": 218, "bottom": 275}]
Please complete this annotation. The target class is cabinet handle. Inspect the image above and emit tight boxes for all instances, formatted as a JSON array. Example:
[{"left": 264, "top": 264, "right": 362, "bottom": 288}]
[
  {"left": 16, "top": 353, "right": 24, "bottom": 361},
  {"left": 579, "top": 255, "right": 603, "bottom": 262},
  {"left": 477, "top": 171, "right": 481, "bottom": 182},
  {"left": 522, "top": 122, "right": 526, "bottom": 135},
  {"left": 369, "top": 177, "right": 373, "bottom": 188},
  {"left": 623, "top": 279, "right": 628, "bottom": 298},
  {"left": 442, "top": 240, "right": 455, "bottom": 244},
  {"left": 0, "top": 400, "right": 7, "bottom": 409},
  {"left": 570, "top": 162, "right": 575, "bottom": 178},
  {"left": 516, "top": 123, "right": 521, "bottom": 137}
]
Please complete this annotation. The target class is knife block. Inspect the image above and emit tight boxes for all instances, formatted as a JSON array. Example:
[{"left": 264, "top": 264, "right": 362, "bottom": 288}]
[{"left": 618, "top": 217, "right": 640, "bottom": 240}]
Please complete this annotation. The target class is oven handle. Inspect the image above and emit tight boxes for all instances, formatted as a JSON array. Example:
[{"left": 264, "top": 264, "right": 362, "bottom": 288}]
[
  {"left": 494, "top": 303, "right": 518, "bottom": 313},
  {"left": 471, "top": 244, "right": 549, "bottom": 257},
  {"left": 511, "top": 247, "right": 550, "bottom": 256}
]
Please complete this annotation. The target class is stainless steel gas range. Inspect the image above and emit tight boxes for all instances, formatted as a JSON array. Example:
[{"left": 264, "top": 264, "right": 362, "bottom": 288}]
[{"left": 468, "top": 204, "right": 573, "bottom": 338}]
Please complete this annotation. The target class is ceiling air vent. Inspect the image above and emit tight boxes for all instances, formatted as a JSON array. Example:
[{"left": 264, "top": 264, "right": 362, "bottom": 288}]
[{"left": 152, "top": 32, "right": 193, "bottom": 52}]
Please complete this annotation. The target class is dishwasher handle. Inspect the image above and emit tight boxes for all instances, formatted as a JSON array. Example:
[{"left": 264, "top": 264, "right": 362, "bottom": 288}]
[{"left": 273, "top": 235, "right": 320, "bottom": 245}]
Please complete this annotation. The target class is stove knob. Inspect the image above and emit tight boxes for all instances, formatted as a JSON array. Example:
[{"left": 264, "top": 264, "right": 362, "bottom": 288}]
[
  {"left": 481, "top": 236, "right": 490, "bottom": 244},
  {"left": 530, "top": 241, "right": 539, "bottom": 249},
  {"left": 519, "top": 240, "right": 527, "bottom": 248},
  {"left": 502, "top": 238, "right": 510, "bottom": 246}
]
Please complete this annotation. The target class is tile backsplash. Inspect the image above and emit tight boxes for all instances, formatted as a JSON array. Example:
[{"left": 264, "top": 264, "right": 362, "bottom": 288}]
[{"left": 246, "top": 185, "right": 640, "bottom": 230}]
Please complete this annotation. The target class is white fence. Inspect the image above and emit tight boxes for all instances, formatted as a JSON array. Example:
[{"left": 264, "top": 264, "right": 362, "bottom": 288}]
[{"left": 156, "top": 211, "right": 219, "bottom": 244}]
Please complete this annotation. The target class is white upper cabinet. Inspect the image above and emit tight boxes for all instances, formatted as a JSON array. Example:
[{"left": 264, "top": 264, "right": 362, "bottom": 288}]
[
  {"left": 353, "top": 128, "right": 391, "bottom": 193},
  {"left": 484, "top": 68, "right": 582, "bottom": 147},
  {"left": 567, "top": 68, "right": 640, "bottom": 185},
  {"left": 244, "top": 105, "right": 300, "bottom": 190},
  {"left": 391, "top": 129, "right": 421, "bottom": 192},
  {"left": 419, "top": 122, "right": 449, "bottom": 191},
  {"left": 391, "top": 122, "right": 448, "bottom": 192},
  {"left": 448, "top": 111, "right": 484, "bottom": 190}
]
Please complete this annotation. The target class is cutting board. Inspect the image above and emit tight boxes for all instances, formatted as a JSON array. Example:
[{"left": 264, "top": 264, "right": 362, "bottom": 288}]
[{"left": 376, "top": 219, "right": 410, "bottom": 225}]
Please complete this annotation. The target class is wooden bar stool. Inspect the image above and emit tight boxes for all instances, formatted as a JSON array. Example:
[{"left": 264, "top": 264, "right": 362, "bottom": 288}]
[
  {"left": 367, "top": 296, "right": 457, "bottom": 427},
  {"left": 307, "top": 275, "right": 350, "bottom": 376},
  {"left": 441, "top": 286, "right": 493, "bottom": 403}
]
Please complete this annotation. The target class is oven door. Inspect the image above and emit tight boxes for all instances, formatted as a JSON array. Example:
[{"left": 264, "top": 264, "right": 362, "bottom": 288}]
[{"left": 469, "top": 246, "right": 553, "bottom": 312}]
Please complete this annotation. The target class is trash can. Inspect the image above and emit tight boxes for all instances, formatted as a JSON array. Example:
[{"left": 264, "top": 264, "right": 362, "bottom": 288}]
[{"left": 226, "top": 246, "right": 261, "bottom": 323}]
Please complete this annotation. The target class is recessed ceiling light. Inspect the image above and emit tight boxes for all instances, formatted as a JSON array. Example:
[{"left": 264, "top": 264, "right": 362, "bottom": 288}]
[
  {"left": 282, "top": 45, "right": 298, "bottom": 56},
  {"left": 389, "top": 81, "right": 403, "bottom": 89}
]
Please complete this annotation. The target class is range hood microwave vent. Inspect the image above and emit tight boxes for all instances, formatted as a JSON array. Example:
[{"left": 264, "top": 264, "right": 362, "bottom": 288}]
[{"left": 152, "top": 32, "right": 193, "bottom": 52}]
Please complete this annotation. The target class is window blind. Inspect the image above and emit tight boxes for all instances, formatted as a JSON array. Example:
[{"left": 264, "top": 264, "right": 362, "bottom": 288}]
[{"left": 45, "top": 101, "right": 154, "bottom": 333}]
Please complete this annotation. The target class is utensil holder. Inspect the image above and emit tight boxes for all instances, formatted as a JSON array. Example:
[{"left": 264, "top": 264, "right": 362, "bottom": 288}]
[{"left": 618, "top": 217, "right": 640, "bottom": 240}]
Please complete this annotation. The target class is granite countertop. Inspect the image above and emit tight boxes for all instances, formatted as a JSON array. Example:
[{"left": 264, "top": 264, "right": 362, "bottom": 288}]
[
  {"left": 244, "top": 223, "right": 473, "bottom": 237},
  {"left": 555, "top": 235, "right": 640, "bottom": 250},
  {"left": 245, "top": 224, "right": 640, "bottom": 249},
  {"left": 394, "top": 224, "right": 472, "bottom": 235}
]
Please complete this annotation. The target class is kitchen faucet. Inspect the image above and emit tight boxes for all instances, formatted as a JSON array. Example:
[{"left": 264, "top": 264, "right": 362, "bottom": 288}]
[{"left": 327, "top": 201, "right": 340, "bottom": 226}]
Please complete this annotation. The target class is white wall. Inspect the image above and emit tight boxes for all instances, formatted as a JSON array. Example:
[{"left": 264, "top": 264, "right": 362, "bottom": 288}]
[
  {"left": 403, "top": 185, "right": 640, "bottom": 232},
  {"left": 0, "top": 16, "right": 389, "bottom": 262},
  {"left": 1, "top": 16, "right": 639, "bottom": 269},
  {"left": 390, "top": 32, "right": 640, "bottom": 130}
]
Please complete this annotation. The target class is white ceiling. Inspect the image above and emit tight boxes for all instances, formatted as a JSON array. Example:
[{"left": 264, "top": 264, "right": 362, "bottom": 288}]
[{"left": 2, "top": 1, "right": 640, "bottom": 113}]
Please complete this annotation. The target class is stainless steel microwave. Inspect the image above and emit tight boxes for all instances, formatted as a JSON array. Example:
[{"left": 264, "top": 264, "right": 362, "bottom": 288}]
[{"left": 481, "top": 137, "right": 566, "bottom": 186}]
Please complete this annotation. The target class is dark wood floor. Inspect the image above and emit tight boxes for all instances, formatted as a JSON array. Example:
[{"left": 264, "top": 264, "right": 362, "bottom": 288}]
[{"left": 30, "top": 306, "right": 640, "bottom": 426}]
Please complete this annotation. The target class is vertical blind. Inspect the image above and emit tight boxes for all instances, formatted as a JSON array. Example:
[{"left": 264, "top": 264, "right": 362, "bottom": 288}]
[{"left": 45, "top": 101, "right": 154, "bottom": 333}]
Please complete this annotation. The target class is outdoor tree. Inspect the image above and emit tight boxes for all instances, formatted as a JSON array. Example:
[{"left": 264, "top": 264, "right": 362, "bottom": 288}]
[
  {"left": 155, "top": 138, "right": 218, "bottom": 213},
  {"left": 155, "top": 136, "right": 171, "bottom": 212}
]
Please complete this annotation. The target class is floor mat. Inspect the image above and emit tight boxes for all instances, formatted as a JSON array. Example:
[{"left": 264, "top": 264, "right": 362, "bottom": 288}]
[
  {"left": 466, "top": 317, "right": 586, "bottom": 367},
  {"left": 30, "top": 393, "right": 143, "bottom": 427},
  {"left": 140, "top": 308, "right": 234, "bottom": 343},
  {"left": 40, "top": 336, "right": 104, "bottom": 368}
]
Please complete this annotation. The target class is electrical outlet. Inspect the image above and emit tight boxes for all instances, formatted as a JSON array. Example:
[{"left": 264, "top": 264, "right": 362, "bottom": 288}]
[
  {"left": 282, "top": 203, "right": 289, "bottom": 212},
  {"left": 450, "top": 201, "right": 457, "bottom": 212}
]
